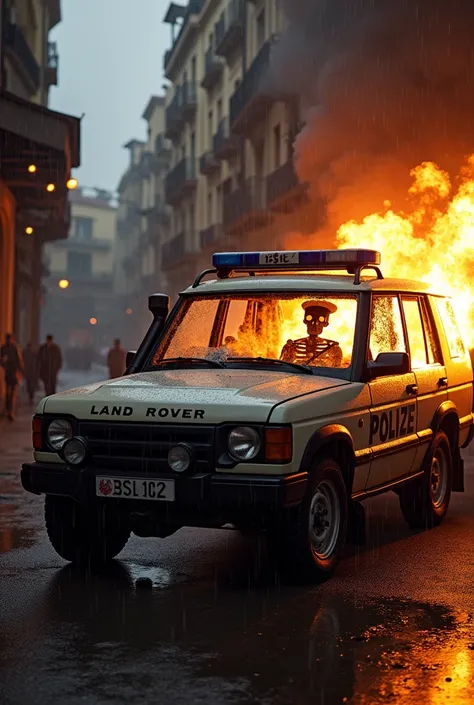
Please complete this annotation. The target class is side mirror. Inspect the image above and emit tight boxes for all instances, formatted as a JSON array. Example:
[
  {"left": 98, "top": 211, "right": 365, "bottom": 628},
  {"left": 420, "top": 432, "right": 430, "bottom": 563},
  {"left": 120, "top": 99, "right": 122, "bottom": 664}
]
[
  {"left": 126, "top": 350, "right": 136, "bottom": 368},
  {"left": 367, "top": 352, "right": 410, "bottom": 379}
]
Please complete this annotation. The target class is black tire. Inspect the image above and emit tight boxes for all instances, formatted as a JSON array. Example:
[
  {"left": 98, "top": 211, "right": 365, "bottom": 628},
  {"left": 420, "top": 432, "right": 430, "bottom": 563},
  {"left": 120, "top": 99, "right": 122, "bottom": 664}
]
[
  {"left": 45, "top": 495, "right": 130, "bottom": 565},
  {"left": 399, "top": 430, "right": 452, "bottom": 529},
  {"left": 271, "top": 457, "right": 348, "bottom": 583}
]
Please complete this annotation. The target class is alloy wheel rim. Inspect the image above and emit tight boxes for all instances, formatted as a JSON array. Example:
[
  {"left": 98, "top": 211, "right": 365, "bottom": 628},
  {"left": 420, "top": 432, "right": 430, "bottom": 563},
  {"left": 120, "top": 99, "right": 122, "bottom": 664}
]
[
  {"left": 308, "top": 480, "right": 341, "bottom": 560},
  {"left": 430, "top": 449, "right": 448, "bottom": 508}
]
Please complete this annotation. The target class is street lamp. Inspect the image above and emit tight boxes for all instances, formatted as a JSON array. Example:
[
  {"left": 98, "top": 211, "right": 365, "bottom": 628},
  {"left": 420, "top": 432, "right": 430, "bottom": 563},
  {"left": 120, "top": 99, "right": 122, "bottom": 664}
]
[{"left": 58, "top": 279, "right": 70, "bottom": 289}]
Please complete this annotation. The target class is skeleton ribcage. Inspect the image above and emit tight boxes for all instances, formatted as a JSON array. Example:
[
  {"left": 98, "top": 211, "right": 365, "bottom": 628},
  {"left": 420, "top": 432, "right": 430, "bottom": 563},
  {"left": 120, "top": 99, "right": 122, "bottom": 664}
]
[{"left": 281, "top": 337, "right": 337, "bottom": 364}]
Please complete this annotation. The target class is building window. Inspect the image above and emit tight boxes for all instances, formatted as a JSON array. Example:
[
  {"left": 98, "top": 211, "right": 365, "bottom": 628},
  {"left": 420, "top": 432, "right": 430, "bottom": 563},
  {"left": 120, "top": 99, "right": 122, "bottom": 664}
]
[
  {"left": 73, "top": 217, "right": 93, "bottom": 241},
  {"left": 257, "top": 9, "right": 265, "bottom": 48},
  {"left": 208, "top": 110, "right": 213, "bottom": 148},
  {"left": 273, "top": 124, "right": 281, "bottom": 169},
  {"left": 208, "top": 191, "right": 213, "bottom": 223},
  {"left": 67, "top": 251, "right": 92, "bottom": 277}
]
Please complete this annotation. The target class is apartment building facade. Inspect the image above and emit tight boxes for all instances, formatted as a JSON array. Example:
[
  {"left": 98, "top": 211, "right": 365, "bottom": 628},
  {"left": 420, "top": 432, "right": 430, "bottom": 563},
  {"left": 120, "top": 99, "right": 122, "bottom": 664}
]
[
  {"left": 0, "top": 0, "right": 80, "bottom": 352},
  {"left": 161, "top": 0, "right": 311, "bottom": 300},
  {"left": 42, "top": 188, "right": 117, "bottom": 354},
  {"left": 115, "top": 97, "right": 171, "bottom": 348}
]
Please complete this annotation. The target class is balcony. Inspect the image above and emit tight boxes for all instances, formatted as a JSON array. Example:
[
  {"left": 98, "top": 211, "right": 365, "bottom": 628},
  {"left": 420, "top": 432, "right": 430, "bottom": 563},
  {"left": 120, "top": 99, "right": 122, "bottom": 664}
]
[
  {"left": 181, "top": 80, "right": 197, "bottom": 118},
  {"left": 161, "top": 231, "right": 196, "bottom": 270},
  {"left": 164, "top": 0, "right": 205, "bottom": 74},
  {"left": 230, "top": 39, "right": 282, "bottom": 135},
  {"left": 199, "top": 223, "right": 227, "bottom": 250},
  {"left": 199, "top": 150, "right": 220, "bottom": 176},
  {"left": 266, "top": 160, "right": 308, "bottom": 213},
  {"left": 144, "top": 202, "right": 170, "bottom": 245},
  {"left": 215, "top": 0, "right": 244, "bottom": 61},
  {"left": 223, "top": 177, "right": 271, "bottom": 232},
  {"left": 4, "top": 22, "right": 40, "bottom": 92},
  {"left": 45, "top": 42, "right": 58, "bottom": 87},
  {"left": 201, "top": 46, "right": 225, "bottom": 90},
  {"left": 165, "top": 90, "right": 183, "bottom": 139},
  {"left": 154, "top": 134, "right": 172, "bottom": 163},
  {"left": 55, "top": 237, "right": 111, "bottom": 251},
  {"left": 164, "top": 81, "right": 197, "bottom": 139},
  {"left": 165, "top": 158, "right": 197, "bottom": 205},
  {"left": 212, "top": 117, "right": 240, "bottom": 160}
]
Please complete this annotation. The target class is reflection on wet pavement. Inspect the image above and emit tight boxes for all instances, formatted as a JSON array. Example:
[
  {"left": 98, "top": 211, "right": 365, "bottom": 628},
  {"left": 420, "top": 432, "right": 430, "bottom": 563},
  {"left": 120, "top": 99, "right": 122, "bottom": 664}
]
[{"left": 2, "top": 558, "right": 473, "bottom": 705}]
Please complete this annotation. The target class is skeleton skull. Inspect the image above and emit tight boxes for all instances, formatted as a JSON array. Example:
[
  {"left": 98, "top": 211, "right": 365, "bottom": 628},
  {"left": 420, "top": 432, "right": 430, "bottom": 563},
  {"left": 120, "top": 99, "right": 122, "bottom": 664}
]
[{"left": 302, "top": 300, "right": 337, "bottom": 336}]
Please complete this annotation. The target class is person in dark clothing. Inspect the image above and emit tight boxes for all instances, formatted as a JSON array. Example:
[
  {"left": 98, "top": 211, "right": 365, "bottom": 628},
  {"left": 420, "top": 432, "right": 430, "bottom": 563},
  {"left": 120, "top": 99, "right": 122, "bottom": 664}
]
[
  {"left": 107, "top": 338, "right": 126, "bottom": 379},
  {"left": 23, "top": 342, "right": 38, "bottom": 404},
  {"left": 1, "top": 333, "right": 24, "bottom": 421},
  {"left": 37, "top": 334, "right": 62, "bottom": 397}
]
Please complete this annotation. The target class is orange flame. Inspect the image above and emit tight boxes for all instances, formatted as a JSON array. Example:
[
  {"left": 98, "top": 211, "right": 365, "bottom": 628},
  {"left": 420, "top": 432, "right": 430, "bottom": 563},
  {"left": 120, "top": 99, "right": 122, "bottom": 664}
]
[{"left": 336, "top": 156, "right": 474, "bottom": 347}]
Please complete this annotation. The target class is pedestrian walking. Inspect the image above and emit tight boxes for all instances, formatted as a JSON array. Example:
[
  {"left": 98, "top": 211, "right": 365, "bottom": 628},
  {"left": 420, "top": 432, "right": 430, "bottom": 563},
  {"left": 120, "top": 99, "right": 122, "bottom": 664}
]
[
  {"left": 22, "top": 342, "right": 38, "bottom": 404},
  {"left": 107, "top": 338, "right": 126, "bottom": 379},
  {"left": 37, "top": 334, "right": 62, "bottom": 397},
  {"left": 0, "top": 333, "right": 24, "bottom": 421}
]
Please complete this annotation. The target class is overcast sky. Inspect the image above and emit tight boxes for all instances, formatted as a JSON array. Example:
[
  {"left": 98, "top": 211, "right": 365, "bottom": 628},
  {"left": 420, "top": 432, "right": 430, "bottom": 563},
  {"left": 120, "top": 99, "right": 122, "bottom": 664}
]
[{"left": 49, "top": 0, "right": 171, "bottom": 193}]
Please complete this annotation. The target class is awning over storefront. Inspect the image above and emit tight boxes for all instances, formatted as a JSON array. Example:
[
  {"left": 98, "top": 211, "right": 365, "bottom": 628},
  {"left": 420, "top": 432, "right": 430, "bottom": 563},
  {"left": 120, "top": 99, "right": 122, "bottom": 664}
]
[{"left": 0, "top": 89, "right": 81, "bottom": 241}]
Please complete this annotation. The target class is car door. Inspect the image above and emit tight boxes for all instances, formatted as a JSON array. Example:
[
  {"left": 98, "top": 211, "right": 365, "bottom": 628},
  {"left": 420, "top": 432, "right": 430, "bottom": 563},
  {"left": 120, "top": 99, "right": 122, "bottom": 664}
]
[
  {"left": 366, "top": 295, "right": 418, "bottom": 489},
  {"left": 401, "top": 295, "right": 448, "bottom": 474},
  {"left": 430, "top": 295, "right": 474, "bottom": 447}
]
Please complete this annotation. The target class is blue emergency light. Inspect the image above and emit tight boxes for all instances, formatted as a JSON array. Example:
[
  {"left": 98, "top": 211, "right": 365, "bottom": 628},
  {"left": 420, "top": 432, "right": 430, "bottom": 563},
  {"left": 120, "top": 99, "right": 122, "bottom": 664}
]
[{"left": 212, "top": 249, "right": 381, "bottom": 270}]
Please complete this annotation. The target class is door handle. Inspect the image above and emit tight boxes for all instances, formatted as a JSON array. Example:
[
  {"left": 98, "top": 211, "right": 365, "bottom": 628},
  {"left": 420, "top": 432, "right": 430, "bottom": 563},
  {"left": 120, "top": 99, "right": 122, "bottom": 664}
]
[
  {"left": 406, "top": 384, "right": 418, "bottom": 396},
  {"left": 438, "top": 377, "right": 448, "bottom": 387}
]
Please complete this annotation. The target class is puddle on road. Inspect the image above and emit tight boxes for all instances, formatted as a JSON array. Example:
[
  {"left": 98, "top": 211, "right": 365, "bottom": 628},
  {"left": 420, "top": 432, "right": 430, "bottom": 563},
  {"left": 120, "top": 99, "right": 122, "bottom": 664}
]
[{"left": 4, "top": 561, "right": 468, "bottom": 705}]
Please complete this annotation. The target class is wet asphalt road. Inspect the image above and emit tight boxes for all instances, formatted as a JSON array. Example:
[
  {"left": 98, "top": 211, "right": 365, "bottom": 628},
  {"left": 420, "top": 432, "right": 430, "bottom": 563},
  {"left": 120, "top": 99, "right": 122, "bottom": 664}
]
[{"left": 1, "top": 368, "right": 474, "bottom": 705}]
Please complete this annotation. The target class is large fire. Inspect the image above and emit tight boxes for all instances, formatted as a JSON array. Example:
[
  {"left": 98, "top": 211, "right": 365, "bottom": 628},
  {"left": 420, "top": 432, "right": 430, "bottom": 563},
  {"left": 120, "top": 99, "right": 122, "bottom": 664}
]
[{"left": 336, "top": 156, "right": 474, "bottom": 347}]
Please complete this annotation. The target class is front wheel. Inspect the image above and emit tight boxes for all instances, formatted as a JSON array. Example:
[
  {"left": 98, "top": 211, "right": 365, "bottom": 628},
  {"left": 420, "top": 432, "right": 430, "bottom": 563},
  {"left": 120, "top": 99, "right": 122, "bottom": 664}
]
[
  {"left": 399, "top": 430, "right": 452, "bottom": 529},
  {"left": 45, "top": 496, "right": 130, "bottom": 565},
  {"left": 271, "top": 457, "right": 348, "bottom": 583}
]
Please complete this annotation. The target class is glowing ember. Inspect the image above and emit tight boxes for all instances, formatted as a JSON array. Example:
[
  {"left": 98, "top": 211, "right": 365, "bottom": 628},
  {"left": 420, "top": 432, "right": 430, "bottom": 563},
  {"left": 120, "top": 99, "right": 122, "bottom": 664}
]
[{"left": 336, "top": 157, "right": 474, "bottom": 347}]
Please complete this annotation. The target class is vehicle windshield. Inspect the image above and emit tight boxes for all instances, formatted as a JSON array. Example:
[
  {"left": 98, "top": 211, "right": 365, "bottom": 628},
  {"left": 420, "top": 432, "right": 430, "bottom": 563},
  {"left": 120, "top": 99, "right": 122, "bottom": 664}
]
[{"left": 151, "top": 293, "right": 359, "bottom": 377}]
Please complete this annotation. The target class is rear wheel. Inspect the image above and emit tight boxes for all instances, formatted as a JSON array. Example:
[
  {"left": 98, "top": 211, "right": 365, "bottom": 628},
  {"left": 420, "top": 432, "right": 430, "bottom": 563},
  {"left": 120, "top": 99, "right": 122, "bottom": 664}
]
[
  {"left": 271, "top": 457, "right": 348, "bottom": 583},
  {"left": 45, "top": 496, "right": 130, "bottom": 565},
  {"left": 399, "top": 430, "right": 452, "bottom": 529}
]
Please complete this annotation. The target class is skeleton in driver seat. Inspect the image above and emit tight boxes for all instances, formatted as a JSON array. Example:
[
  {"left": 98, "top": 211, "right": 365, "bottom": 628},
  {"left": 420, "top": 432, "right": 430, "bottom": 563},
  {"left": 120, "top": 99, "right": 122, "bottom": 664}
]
[{"left": 280, "top": 300, "right": 343, "bottom": 367}]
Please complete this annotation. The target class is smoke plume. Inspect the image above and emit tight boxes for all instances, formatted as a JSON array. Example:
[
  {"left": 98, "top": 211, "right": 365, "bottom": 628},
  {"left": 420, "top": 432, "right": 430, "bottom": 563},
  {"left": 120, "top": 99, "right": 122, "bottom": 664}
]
[{"left": 272, "top": 0, "right": 474, "bottom": 230}]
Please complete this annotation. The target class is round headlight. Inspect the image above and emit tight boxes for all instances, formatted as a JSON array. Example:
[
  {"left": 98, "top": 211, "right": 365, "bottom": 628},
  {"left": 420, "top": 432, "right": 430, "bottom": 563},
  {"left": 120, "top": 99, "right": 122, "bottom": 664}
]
[
  {"left": 228, "top": 426, "right": 261, "bottom": 461},
  {"left": 168, "top": 444, "right": 192, "bottom": 473},
  {"left": 63, "top": 437, "right": 87, "bottom": 466},
  {"left": 47, "top": 419, "right": 73, "bottom": 450}
]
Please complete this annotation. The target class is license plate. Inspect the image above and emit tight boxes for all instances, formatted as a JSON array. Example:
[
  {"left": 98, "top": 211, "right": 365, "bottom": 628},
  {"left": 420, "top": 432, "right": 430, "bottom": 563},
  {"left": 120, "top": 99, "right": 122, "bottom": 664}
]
[{"left": 96, "top": 476, "right": 175, "bottom": 501}]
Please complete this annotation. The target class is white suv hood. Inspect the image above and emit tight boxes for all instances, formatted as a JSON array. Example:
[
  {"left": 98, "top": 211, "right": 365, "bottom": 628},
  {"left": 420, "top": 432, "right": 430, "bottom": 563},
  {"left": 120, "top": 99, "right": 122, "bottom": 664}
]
[{"left": 41, "top": 368, "right": 348, "bottom": 424}]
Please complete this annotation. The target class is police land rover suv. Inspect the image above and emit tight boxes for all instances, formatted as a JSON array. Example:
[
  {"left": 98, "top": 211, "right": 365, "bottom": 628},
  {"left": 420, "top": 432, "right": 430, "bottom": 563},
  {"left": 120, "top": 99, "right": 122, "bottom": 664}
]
[{"left": 21, "top": 249, "right": 474, "bottom": 582}]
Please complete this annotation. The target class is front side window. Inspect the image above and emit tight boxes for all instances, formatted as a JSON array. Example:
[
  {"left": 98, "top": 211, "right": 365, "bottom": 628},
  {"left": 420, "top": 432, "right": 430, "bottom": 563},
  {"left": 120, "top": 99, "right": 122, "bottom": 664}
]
[
  {"left": 369, "top": 295, "right": 406, "bottom": 359},
  {"left": 152, "top": 293, "right": 359, "bottom": 377},
  {"left": 432, "top": 297, "right": 466, "bottom": 359}
]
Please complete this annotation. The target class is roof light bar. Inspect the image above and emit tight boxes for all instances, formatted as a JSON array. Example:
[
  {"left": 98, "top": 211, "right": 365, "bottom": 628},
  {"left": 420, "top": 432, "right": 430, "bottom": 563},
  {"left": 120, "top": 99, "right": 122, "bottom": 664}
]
[{"left": 212, "top": 249, "right": 381, "bottom": 270}]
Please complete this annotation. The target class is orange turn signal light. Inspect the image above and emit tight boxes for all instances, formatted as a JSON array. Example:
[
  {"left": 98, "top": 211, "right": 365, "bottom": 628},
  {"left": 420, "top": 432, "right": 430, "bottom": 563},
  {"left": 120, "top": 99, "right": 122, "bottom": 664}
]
[
  {"left": 264, "top": 427, "right": 292, "bottom": 463},
  {"left": 32, "top": 417, "right": 43, "bottom": 450}
]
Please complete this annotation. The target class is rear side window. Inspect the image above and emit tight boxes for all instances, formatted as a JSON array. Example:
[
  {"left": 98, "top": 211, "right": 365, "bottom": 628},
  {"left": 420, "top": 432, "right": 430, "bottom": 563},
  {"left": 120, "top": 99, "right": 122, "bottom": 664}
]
[
  {"left": 369, "top": 296, "right": 407, "bottom": 359},
  {"left": 433, "top": 297, "right": 466, "bottom": 359}
]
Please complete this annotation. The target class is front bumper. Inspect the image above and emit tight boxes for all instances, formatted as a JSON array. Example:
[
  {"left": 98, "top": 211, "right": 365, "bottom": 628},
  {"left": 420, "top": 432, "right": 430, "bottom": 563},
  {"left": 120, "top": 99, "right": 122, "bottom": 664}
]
[{"left": 21, "top": 462, "right": 308, "bottom": 510}]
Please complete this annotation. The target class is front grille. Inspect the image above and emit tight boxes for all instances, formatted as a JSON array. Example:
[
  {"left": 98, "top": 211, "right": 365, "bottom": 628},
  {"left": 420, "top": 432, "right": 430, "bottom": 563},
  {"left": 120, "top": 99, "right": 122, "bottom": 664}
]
[{"left": 78, "top": 421, "right": 215, "bottom": 474}]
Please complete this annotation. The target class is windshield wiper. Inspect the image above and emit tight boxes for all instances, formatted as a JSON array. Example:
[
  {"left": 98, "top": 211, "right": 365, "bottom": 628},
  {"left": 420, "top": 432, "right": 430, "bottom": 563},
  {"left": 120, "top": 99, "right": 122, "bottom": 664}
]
[
  {"left": 154, "top": 357, "right": 224, "bottom": 369},
  {"left": 226, "top": 357, "right": 313, "bottom": 375}
]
